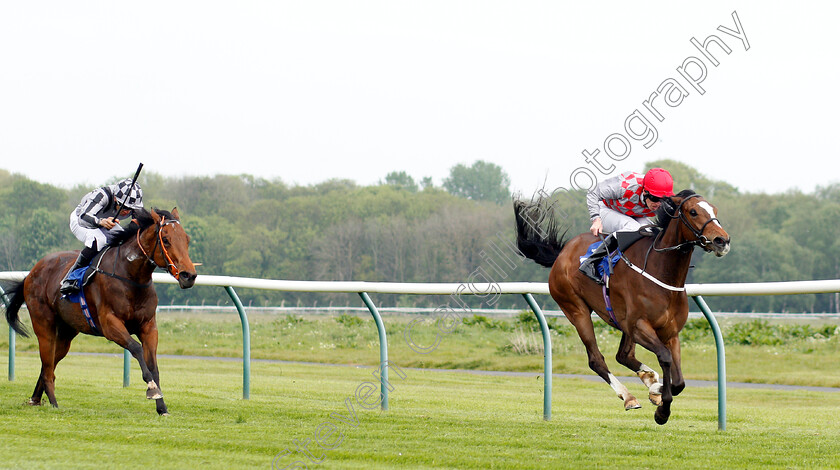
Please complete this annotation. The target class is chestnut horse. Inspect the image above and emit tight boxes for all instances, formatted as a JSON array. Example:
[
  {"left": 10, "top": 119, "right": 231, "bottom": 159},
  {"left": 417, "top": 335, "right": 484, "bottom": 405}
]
[
  {"left": 514, "top": 189, "right": 730, "bottom": 424},
  {"left": 2, "top": 208, "right": 197, "bottom": 415}
]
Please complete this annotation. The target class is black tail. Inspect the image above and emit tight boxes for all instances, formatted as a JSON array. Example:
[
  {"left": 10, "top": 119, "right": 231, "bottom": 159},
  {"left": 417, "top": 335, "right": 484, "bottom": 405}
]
[
  {"left": 2, "top": 279, "right": 30, "bottom": 338},
  {"left": 513, "top": 198, "right": 568, "bottom": 268}
]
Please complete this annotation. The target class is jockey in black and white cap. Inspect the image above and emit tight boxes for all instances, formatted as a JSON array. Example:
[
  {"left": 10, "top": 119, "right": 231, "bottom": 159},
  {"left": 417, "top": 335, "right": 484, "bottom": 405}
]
[{"left": 59, "top": 178, "right": 144, "bottom": 295}]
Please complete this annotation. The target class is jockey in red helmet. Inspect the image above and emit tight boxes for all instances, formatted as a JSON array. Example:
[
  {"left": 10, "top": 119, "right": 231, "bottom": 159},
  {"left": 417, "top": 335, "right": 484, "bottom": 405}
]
[{"left": 587, "top": 168, "right": 674, "bottom": 236}]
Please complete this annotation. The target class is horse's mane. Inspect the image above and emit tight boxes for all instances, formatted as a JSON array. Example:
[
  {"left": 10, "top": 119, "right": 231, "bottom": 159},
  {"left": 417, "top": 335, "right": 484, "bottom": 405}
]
[
  {"left": 653, "top": 189, "right": 698, "bottom": 230},
  {"left": 108, "top": 208, "right": 176, "bottom": 247}
]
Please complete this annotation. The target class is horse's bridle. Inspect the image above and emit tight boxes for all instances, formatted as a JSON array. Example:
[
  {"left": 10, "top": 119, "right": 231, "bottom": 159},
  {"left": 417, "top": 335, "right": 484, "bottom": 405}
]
[
  {"left": 620, "top": 194, "right": 720, "bottom": 292},
  {"left": 136, "top": 217, "right": 182, "bottom": 279},
  {"left": 653, "top": 194, "right": 721, "bottom": 252}
]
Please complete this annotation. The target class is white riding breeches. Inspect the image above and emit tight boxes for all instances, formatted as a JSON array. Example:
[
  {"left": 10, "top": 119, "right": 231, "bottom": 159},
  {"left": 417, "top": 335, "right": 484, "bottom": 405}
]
[
  {"left": 598, "top": 202, "right": 652, "bottom": 234},
  {"left": 69, "top": 212, "right": 123, "bottom": 249}
]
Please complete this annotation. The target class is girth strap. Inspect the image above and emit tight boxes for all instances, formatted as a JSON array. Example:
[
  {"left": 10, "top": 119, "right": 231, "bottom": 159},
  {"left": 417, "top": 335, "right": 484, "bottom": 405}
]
[{"left": 601, "top": 247, "right": 622, "bottom": 331}]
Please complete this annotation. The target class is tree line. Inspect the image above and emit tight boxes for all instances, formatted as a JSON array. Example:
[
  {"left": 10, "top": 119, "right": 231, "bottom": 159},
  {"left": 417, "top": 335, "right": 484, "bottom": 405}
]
[{"left": 0, "top": 159, "right": 838, "bottom": 312}]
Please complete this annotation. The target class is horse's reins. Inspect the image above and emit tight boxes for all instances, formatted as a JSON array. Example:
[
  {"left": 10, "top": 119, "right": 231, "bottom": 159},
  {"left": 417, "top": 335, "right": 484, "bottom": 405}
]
[
  {"left": 90, "top": 246, "right": 153, "bottom": 288},
  {"left": 618, "top": 194, "right": 720, "bottom": 292},
  {"left": 89, "top": 217, "right": 182, "bottom": 288},
  {"left": 136, "top": 217, "right": 183, "bottom": 280}
]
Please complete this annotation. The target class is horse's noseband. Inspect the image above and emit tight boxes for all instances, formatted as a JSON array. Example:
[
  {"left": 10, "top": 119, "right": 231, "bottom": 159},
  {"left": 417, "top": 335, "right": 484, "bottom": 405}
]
[
  {"left": 677, "top": 195, "right": 721, "bottom": 249},
  {"left": 655, "top": 194, "right": 721, "bottom": 252},
  {"left": 136, "top": 217, "right": 183, "bottom": 279}
]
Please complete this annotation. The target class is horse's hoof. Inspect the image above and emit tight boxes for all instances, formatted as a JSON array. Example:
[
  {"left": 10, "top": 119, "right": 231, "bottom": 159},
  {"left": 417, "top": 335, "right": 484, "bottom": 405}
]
[
  {"left": 26, "top": 398, "right": 42, "bottom": 406},
  {"left": 159, "top": 412, "right": 170, "bottom": 417},
  {"left": 654, "top": 409, "right": 670, "bottom": 425},
  {"left": 649, "top": 394, "right": 663, "bottom": 406},
  {"left": 146, "top": 389, "right": 163, "bottom": 400},
  {"left": 624, "top": 398, "right": 642, "bottom": 410}
]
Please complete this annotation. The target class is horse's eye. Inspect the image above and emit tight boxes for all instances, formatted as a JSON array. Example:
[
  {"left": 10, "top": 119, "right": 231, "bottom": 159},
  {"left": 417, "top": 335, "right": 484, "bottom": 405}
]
[
  {"left": 689, "top": 209, "right": 698, "bottom": 216},
  {"left": 162, "top": 236, "right": 171, "bottom": 246}
]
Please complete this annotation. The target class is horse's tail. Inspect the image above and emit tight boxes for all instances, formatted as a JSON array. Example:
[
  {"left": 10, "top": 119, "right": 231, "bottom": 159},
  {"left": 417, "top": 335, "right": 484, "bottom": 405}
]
[
  {"left": 2, "top": 279, "right": 30, "bottom": 338},
  {"left": 513, "top": 198, "right": 569, "bottom": 268}
]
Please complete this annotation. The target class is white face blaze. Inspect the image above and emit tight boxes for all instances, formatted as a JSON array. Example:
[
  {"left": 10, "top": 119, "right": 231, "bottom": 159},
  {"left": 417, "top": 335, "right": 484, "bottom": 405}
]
[
  {"left": 696, "top": 200, "right": 730, "bottom": 256},
  {"left": 696, "top": 201, "right": 722, "bottom": 228}
]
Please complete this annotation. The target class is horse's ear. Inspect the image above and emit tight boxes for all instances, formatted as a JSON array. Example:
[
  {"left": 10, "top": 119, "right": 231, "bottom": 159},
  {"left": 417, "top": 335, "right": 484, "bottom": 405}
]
[
  {"left": 171, "top": 207, "right": 180, "bottom": 220},
  {"left": 662, "top": 197, "right": 678, "bottom": 217},
  {"left": 150, "top": 208, "right": 162, "bottom": 224}
]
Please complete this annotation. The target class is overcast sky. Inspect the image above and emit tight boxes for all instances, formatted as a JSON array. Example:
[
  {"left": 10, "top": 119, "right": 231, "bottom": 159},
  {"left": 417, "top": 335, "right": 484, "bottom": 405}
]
[{"left": 1, "top": 2, "right": 837, "bottom": 196}]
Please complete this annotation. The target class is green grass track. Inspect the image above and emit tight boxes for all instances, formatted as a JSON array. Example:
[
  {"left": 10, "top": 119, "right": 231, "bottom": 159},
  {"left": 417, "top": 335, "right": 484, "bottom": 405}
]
[{"left": 1, "top": 354, "right": 839, "bottom": 469}]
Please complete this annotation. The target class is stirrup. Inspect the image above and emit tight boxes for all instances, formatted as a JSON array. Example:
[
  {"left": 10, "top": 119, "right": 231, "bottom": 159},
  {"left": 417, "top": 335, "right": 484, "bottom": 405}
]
[
  {"left": 60, "top": 279, "right": 80, "bottom": 295},
  {"left": 579, "top": 258, "right": 606, "bottom": 285}
]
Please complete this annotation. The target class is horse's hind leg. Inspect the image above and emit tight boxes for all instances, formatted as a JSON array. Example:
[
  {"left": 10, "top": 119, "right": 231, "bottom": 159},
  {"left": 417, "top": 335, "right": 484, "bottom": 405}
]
[
  {"left": 632, "top": 321, "right": 675, "bottom": 425},
  {"left": 562, "top": 304, "right": 640, "bottom": 410},
  {"left": 26, "top": 300, "right": 58, "bottom": 407},
  {"left": 33, "top": 330, "right": 59, "bottom": 407},
  {"left": 615, "top": 332, "right": 662, "bottom": 406},
  {"left": 29, "top": 325, "right": 77, "bottom": 407}
]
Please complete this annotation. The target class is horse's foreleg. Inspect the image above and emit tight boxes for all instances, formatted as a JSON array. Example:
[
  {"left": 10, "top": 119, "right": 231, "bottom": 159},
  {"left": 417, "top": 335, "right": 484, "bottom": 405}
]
[
  {"left": 615, "top": 332, "right": 662, "bottom": 406},
  {"left": 568, "top": 312, "right": 640, "bottom": 410},
  {"left": 139, "top": 321, "right": 168, "bottom": 415},
  {"left": 632, "top": 322, "right": 674, "bottom": 425},
  {"left": 100, "top": 315, "right": 162, "bottom": 400},
  {"left": 665, "top": 336, "right": 685, "bottom": 396}
]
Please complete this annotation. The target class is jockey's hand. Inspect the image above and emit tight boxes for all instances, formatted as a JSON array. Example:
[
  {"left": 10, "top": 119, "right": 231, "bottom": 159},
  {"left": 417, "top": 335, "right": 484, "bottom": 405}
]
[
  {"left": 589, "top": 218, "right": 602, "bottom": 236},
  {"left": 100, "top": 217, "right": 118, "bottom": 229}
]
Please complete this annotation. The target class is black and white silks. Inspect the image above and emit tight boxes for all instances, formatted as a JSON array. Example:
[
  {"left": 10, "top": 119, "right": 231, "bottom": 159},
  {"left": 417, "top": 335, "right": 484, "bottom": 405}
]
[
  {"left": 70, "top": 179, "right": 143, "bottom": 249},
  {"left": 74, "top": 179, "right": 144, "bottom": 229}
]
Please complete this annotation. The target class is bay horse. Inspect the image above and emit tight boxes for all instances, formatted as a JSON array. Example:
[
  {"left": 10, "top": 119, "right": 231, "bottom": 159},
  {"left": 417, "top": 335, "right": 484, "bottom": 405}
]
[
  {"left": 514, "top": 189, "right": 730, "bottom": 424},
  {"left": 2, "top": 207, "right": 197, "bottom": 415}
]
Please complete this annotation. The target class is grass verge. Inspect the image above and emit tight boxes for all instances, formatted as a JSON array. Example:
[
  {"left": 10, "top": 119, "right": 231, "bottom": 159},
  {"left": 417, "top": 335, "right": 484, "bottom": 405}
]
[{"left": 1, "top": 354, "right": 840, "bottom": 469}]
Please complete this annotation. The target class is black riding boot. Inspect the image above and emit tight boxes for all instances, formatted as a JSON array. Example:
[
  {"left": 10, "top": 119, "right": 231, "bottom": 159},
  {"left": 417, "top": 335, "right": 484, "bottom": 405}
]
[
  {"left": 59, "top": 245, "right": 98, "bottom": 295},
  {"left": 578, "top": 235, "right": 618, "bottom": 285}
]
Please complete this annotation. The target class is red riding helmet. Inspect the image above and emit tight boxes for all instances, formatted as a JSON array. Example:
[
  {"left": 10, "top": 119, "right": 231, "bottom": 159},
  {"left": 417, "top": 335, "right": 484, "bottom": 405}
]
[{"left": 643, "top": 168, "right": 674, "bottom": 197}]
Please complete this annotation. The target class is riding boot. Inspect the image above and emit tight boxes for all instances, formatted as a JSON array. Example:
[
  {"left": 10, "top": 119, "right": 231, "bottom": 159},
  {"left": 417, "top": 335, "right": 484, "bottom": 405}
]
[
  {"left": 578, "top": 234, "right": 618, "bottom": 284},
  {"left": 59, "top": 245, "right": 98, "bottom": 295}
]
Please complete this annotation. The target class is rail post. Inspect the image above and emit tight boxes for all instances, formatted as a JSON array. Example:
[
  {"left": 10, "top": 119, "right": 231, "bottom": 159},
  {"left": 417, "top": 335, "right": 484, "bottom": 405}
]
[
  {"left": 225, "top": 286, "right": 251, "bottom": 399},
  {"left": 692, "top": 295, "right": 726, "bottom": 430},
  {"left": 523, "top": 293, "right": 552, "bottom": 421},
  {"left": 1, "top": 285, "right": 13, "bottom": 381},
  {"left": 123, "top": 350, "right": 130, "bottom": 387},
  {"left": 359, "top": 292, "right": 389, "bottom": 410}
]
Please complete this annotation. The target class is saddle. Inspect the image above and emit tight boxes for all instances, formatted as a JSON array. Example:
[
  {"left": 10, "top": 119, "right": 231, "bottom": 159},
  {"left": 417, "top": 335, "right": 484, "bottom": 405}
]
[
  {"left": 578, "top": 228, "right": 654, "bottom": 284},
  {"left": 63, "top": 249, "right": 109, "bottom": 297}
]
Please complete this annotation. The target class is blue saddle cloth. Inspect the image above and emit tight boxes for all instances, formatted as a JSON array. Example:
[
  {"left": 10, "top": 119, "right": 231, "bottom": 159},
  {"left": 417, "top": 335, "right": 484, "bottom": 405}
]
[
  {"left": 579, "top": 241, "right": 621, "bottom": 278},
  {"left": 64, "top": 267, "right": 89, "bottom": 304},
  {"left": 63, "top": 266, "right": 98, "bottom": 333}
]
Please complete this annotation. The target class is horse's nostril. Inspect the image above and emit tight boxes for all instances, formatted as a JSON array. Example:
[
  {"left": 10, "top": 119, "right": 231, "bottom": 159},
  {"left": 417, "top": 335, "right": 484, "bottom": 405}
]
[{"left": 713, "top": 237, "right": 728, "bottom": 247}]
